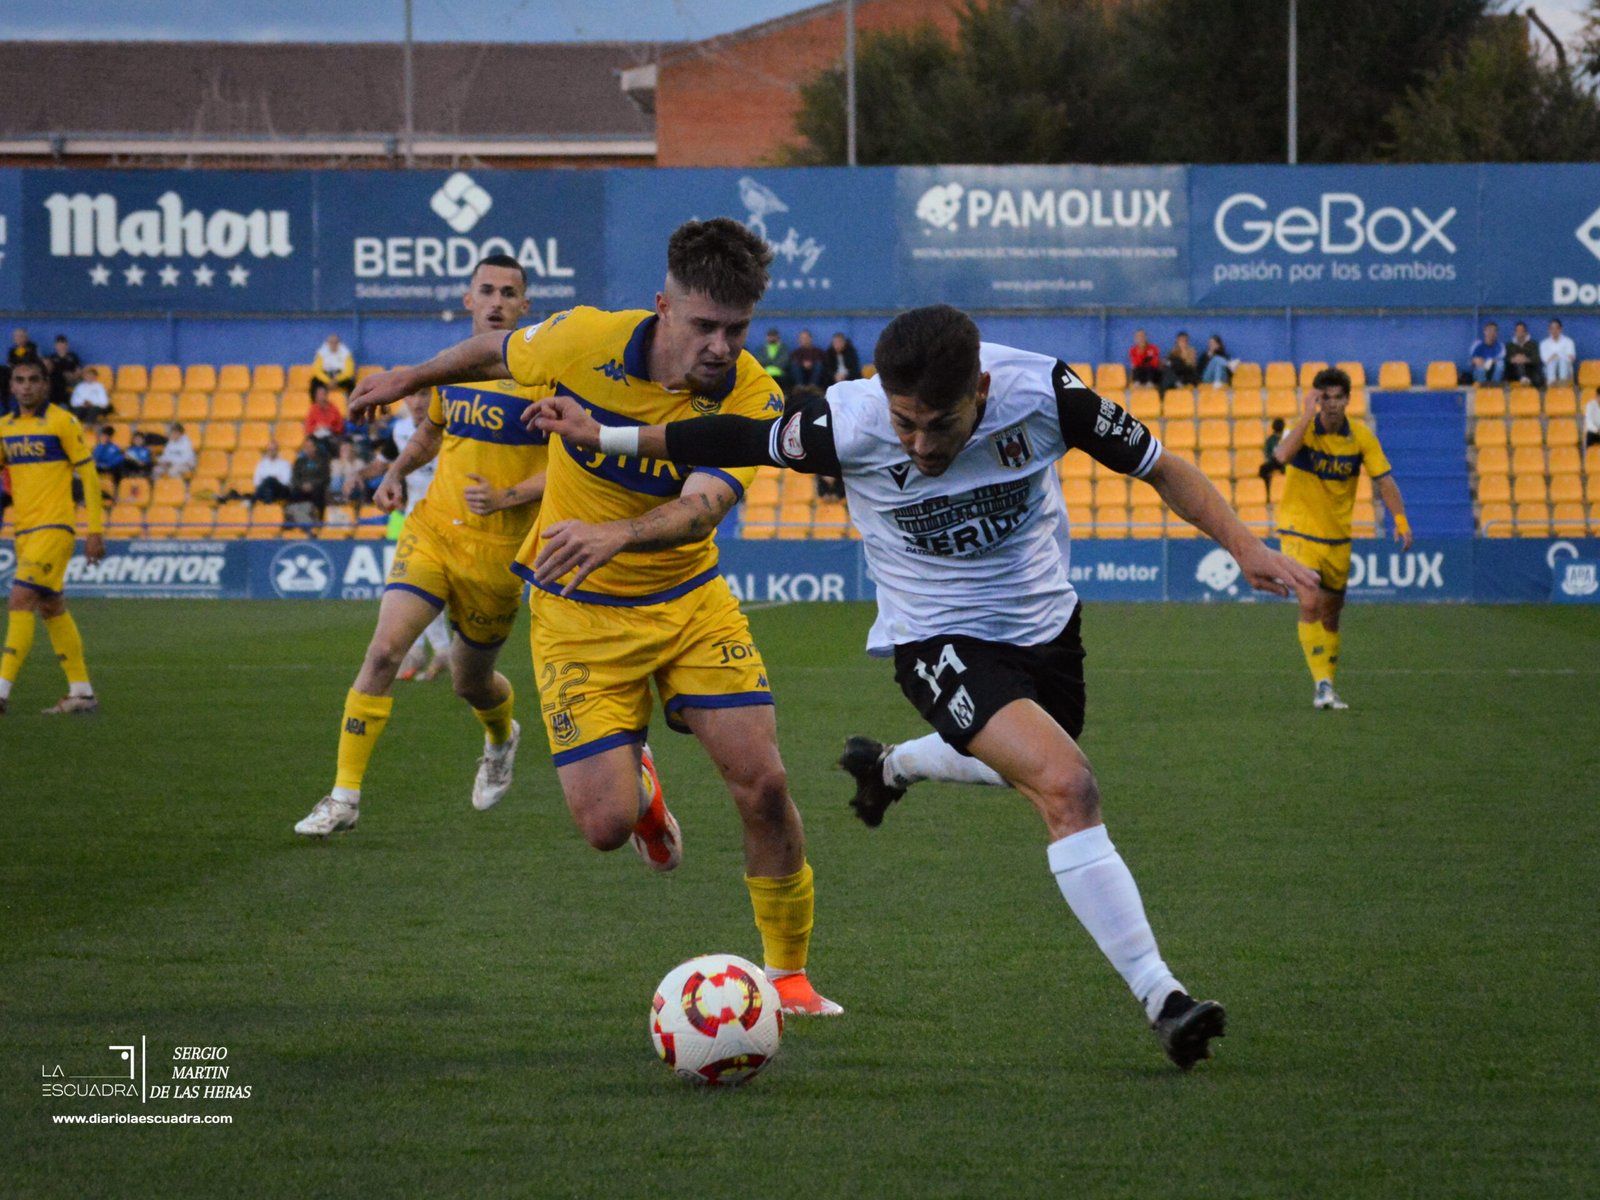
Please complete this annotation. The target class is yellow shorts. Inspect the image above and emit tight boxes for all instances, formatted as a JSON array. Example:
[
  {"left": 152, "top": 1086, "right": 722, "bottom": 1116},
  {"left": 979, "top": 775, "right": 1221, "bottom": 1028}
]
[
  {"left": 1280, "top": 532, "right": 1352, "bottom": 594},
  {"left": 13, "top": 527, "right": 77, "bottom": 596},
  {"left": 529, "top": 574, "right": 772, "bottom": 765},
  {"left": 384, "top": 516, "right": 523, "bottom": 647}
]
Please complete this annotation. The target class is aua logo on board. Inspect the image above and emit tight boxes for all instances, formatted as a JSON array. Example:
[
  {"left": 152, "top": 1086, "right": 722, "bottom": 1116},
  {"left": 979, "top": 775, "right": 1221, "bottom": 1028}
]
[{"left": 737, "top": 177, "right": 828, "bottom": 291}]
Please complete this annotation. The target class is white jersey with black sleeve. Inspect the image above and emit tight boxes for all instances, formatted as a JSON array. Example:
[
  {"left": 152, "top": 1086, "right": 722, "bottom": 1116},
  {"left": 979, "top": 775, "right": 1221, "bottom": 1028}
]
[{"left": 767, "top": 343, "right": 1162, "bottom": 656}]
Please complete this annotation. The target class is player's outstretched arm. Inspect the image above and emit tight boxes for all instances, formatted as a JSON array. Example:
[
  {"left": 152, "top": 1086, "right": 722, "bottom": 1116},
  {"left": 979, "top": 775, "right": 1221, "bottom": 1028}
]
[
  {"left": 1145, "top": 454, "right": 1320, "bottom": 598},
  {"left": 528, "top": 396, "right": 777, "bottom": 468},
  {"left": 533, "top": 472, "right": 738, "bottom": 597},
  {"left": 374, "top": 418, "right": 444, "bottom": 512},
  {"left": 350, "top": 332, "right": 511, "bottom": 419}
]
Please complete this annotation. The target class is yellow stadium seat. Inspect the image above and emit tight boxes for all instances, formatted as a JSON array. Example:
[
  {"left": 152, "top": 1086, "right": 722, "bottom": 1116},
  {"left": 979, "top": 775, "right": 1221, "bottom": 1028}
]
[
  {"left": 210, "top": 391, "right": 245, "bottom": 422},
  {"left": 1476, "top": 444, "right": 1509, "bottom": 475},
  {"left": 1298, "top": 362, "right": 1329, "bottom": 388},
  {"left": 86, "top": 362, "right": 113, "bottom": 386},
  {"left": 1231, "top": 362, "right": 1263, "bottom": 389},
  {"left": 1335, "top": 362, "right": 1367, "bottom": 388},
  {"left": 356, "top": 507, "right": 389, "bottom": 539},
  {"left": 203, "top": 422, "right": 239, "bottom": 452},
  {"left": 176, "top": 503, "right": 215, "bottom": 537},
  {"left": 152, "top": 477, "right": 188, "bottom": 507},
  {"left": 1473, "top": 388, "right": 1506, "bottom": 419},
  {"left": 1512, "top": 476, "right": 1547, "bottom": 506},
  {"left": 280, "top": 394, "right": 311, "bottom": 422},
  {"left": 1236, "top": 503, "right": 1271, "bottom": 536},
  {"left": 1263, "top": 362, "right": 1296, "bottom": 389},
  {"left": 110, "top": 391, "right": 142, "bottom": 422},
  {"left": 1473, "top": 419, "right": 1507, "bottom": 448},
  {"left": 1092, "top": 477, "right": 1131, "bottom": 509},
  {"left": 216, "top": 365, "right": 251, "bottom": 392},
  {"left": 116, "top": 476, "right": 152, "bottom": 507},
  {"left": 1424, "top": 361, "right": 1459, "bottom": 390},
  {"left": 1125, "top": 390, "right": 1160, "bottom": 422},
  {"left": 1129, "top": 504, "right": 1164, "bottom": 538},
  {"left": 1509, "top": 418, "right": 1543, "bottom": 448},
  {"left": 1350, "top": 499, "right": 1377, "bottom": 535},
  {"left": 1510, "top": 446, "right": 1545, "bottom": 476},
  {"left": 1346, "top": 389, "right": 1368, "bottom": 418},
  {"left": 745, "top": 475, "right": 780, "bottom": 509},
  {"left": 248, "top": 503, "right": 286, "bottom": 532},
  {"left": 286, "top": 364, "right": 315, "bottom": 394},
  {"left": 144, "top": 503, "right": 180, "bottom": 537},
  {"left": 1197, "top": 448, "right": 1231, "bottom": 480},
  {"left": 1552, "top": 503, "right": 1588, "bottom": 536},
  {"left": 1578, "top": 360, "right": 1600, "bottom": 388},
  {"left": 1548, "top": 417, "right": 1580, "bottom": 447},
  {"left": 320, "top": 506, "right": 359, "bottom": 539},
  {"left": 1161, "top": 420, "right": 1197, "bottom": 452},
  {"left": 1551, "top": 475, "right": 1584, "bottom": 505},
  {"left": 214, "top": 502, "right": 251, "bottom": 537},
  {"left": 1094, "top": 363, "right": 1128, "bottom": 391},
  {"left": 1588, "top": 446, "right": 1600, "bottom": 476},
  {"left": 1061, "top": 478, "right": 1093, "bottom": 509},
  {"left": 740, "top": 524, "right": 778, "bottom": 540},
  {"left": 1515, "top": 502, "right": 1550, "bottom": 535},
  {"left": 1060, "top": 452, "right": 1092, "bottom": 480},
  {"left": 778, "top": 501, "right": 813, "bottom": 535},
  {"left": 1479, "top": 502, "right": 1513, "bottom": 537},
  {"left": 148, "top": 364, "right": 182, "bottom": 392},
  {"left": 813, "top": 500, "right": 851, "bottom": 538},
  {"left": 114, "top": 365, "right": 149, "bottom": 392},
  {"left": 1264, "top": 388, "right": 1299, "bottom": 420},
  {"left": 252, "top": 364, "right": 287, "bottom": 392},
  {"left": 244, "top": 392, "right": 281, "bottom": 421},
  {"left": 1477, "top": 474, "right": 1511, "bottom": 505},
  {"left": 1066, "top": 362, "right": 1093, "bottom": 385},
  {"left": 1549, "top": 446, "right": 1581, "bottom": 477},
  {"left": 238, "top": 422, "right": 272, "bottom": 452},
  {"left": 141, "top": 392, "right": 177, "bottom": 423},
  {"left": 197, "top": 449, "right": 231, "bottom": 479},
  {"left": 106, "top": 504, "right": 144, "bottom": 536},
  {"left": 275, "top": 421, "right": 304, "bottom": 450},
  {"left": 182, "top": 364, "right": 217, "bottom": 392},
  {"left": 176, "top": 392, "right": 211, "bottom": 422},
  {"left": 1507, "top": 387, "right": 1541, "bottom": 418},
  {"left": 1378, "top": 362, "right": 1412, "bottom": 390},
  {"left": 1196, "top": 390, "right": 1231, "bottom": 419},
  {"left": 1097, "top": 387, "right": 1128, "bottom": 410},
  {"left": 1161, "top": 389, "right": 1195, "bottom": 420},
  {"left": 189, "top": 476, "right": 224, "bottom": 503},
  {"left": 1232, "top": 418, "right": 1266, "bottom": 451},
  {"left": 1544, "top": 387, "right": 1578, "bottom": 418},
  {"left": 1229, "top": 388, "right": 1263, "bottom": 418},
  {"left": 1234, "top": 477, "right": 1268, "bottom": 507},
  {"left": 1197, "top": 419, "right": 1230, "bottom": 450}
]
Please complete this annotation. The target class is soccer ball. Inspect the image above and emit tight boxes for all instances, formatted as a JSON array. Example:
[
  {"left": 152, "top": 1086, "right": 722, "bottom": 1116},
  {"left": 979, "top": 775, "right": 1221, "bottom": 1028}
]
[{"left": 649, "top": 953, "right": 783, "bottom": 1086}]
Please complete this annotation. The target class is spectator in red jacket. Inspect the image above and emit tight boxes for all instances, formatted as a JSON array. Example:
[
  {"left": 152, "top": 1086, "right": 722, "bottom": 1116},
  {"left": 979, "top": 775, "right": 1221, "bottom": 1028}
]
[
  {"left": 305, "top": 383, "right": 346, "bottom": 445},
  {"left": 1129, "top": 329, "right": 1161, "bottom": 386}
]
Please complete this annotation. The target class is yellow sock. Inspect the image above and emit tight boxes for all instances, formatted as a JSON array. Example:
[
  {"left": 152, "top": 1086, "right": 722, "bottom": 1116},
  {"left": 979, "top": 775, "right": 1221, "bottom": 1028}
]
[
  {"left": 745, "top": 862, "right": 814, "bottom": 973},
  {"left": 43, "top": 612, "right": 91, "bottom": 688},
  {"left": 2, "top": 610, "right": 36, "bottom": 686},
  {"left": 1297, "top": 621, "right": 1333, "bottom": 684},
  {"left": 334, "top": 689, "right": 394, "bottom": 793},
  {"left": 1325, "top": 630, "right": 1341, "bottom": 682},
  {"left": 472, "top": 681, "right": 515, "bottom": 746}
]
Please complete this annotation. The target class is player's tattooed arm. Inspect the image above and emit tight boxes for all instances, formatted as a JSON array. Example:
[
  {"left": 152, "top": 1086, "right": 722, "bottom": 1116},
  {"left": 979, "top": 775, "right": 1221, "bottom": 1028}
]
[
  {"left": 465, "top": 471, "right": 546, "bottom": 515},
  {"left": 373, "top": 415, "right": 443, "bottom": 511},
  {"left": 349, "top": 333, "right": 510, "bottom": 418}
]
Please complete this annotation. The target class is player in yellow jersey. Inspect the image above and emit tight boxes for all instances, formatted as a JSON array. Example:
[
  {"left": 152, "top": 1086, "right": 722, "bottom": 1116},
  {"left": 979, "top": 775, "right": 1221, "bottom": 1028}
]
[
  {"left": 0, "top": 356, "right": 105, "bottom": 716},
  {"left": 1273, "top": 366, "right": 1411, "bottom": 710},
  {"left": 295, "top": 256, "right": 551, "bottom": 835},
  {"left": 348, "top": 219, "right": 840, "bottom": 1016}
]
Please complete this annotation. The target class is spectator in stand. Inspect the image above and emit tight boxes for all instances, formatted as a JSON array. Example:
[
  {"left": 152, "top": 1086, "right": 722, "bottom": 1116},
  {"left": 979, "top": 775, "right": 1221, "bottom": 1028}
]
[
  {"left": 1128, "top": 328, "right": 1161, "bottom": 386},
  {"left": 1197, "top": 334, "right": 1234, "bottom": 386},
  {"left": 326, "top": 439, "right": 368, "bottom": 503},
  {"left": 823, "top": 332, "right": 861, "bottom": 386},
  {"left": 46, "top": 335, "right": 82, "bottom": 409},
  {"left": 1259, "top": 417, "right": 1287, "bottom": 498},
  {"left": 287, "top": 438, "right": 330, "bottom": 526},
  {"left": 305, "top": 383, "right": 346, "bottom": 445},
  {"left": 1584, "top": 389, "right": 1600, "bottom": 449},
  {"left": 756, "top": 328, "right": 789, "bottom": 395},
  {"left": 310, "top": 333, "right": 356, "bottom": 396},
  {"left": 786, "top": 329, "right": 825, "bottom": 393},
  {"left": 1541, "top": 318, "right": 1576, "bottom": 384},
  {"left": 1466, "top": 322, "right": 1506, "bottom": 385},
  {"left": 91, "top": 426, "right": 125, "bottom": 491},
  {"left": 123, "top": 432, "right": 153, "bottom": 480},
  {"left": 1160, "top": 331, "right": 1200, "bottom": 393},
  {"left": 70, "top": 367, "right": 112, "bottom": 424},
  {"left": 153, "top": 422, "right": 196, "bottom": 480},
  {"left": 253, "top": 442, "right": 293, "bottom": 503},
  {"left": 1505, "top": 321, "right": 1543, "bottom": 386}
]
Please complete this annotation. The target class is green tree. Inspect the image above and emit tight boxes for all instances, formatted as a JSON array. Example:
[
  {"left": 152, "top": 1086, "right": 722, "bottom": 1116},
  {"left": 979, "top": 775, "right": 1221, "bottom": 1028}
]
[{"left": 1385, "top": 15, "right": 1600, "bottom": 161}]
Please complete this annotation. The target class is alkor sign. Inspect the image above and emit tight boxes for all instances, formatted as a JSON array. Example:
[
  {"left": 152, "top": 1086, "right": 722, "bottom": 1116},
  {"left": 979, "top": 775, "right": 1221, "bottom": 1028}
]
[{"left": 44, "top": 191, "right": 294, "bottom": 259}]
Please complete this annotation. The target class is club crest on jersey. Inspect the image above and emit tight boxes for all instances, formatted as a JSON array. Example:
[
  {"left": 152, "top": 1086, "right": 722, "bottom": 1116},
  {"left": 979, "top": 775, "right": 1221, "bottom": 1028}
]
[
  {"left": 690, "top": 393, "right": 722, "bottom": 415},
  {"left": 779, "top": 412, "right": 807, "bottom": 461},
  {"left": 550, "top": 708, "right": 579, "bottom": 746},
  {"left": 992, "top": 423, "right": 1033, "bottom": 469}
]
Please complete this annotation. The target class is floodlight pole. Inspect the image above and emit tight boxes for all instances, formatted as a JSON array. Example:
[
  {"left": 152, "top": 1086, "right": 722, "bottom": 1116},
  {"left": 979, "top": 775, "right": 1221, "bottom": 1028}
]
[
  {"left": 1287, "top": 0, "right": 1298, "bottom": 164},
  {"left": 403, "top": 0, "right": 416, "bottom": 167},
  {"left": 845, "top": 0, "right": 857, "bottom": 167}
]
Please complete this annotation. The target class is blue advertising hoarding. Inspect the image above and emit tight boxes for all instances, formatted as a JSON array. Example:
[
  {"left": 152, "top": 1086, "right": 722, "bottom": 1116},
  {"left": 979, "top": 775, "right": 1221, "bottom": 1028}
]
[
  {"left": 1189, "top": 165, "right": 1478, "bottom": 308},
  {"left": 317, "top": 169, "right": 606, "bottom": 312},
  {"left": 897, "top": 166, "right": 1187, "bottom": 307},
  {"left": 1477, "top": 163, "right": 1600, "bottom": 309},
  {"left": 604, "top": 168, "right": 899, "bottom": 312},
  {"left": 19, "top": 170, "right": 315, "bottom": 312},
  {"left": 0, "top": 170, "right": 22, "bottom": 311}
]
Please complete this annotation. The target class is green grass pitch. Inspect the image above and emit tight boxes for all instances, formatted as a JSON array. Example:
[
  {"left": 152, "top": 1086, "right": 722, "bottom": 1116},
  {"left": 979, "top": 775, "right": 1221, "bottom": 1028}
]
[{"left": 3, "top": 598, "right": 1597, "bottom": 1197}]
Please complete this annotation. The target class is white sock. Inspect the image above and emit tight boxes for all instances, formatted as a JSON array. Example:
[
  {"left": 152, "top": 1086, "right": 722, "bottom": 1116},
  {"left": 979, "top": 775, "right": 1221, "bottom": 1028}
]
[
  {"left": 884, "top": 733, "right": 1008, "bottom": 788},
  {"left": 69, "top": 681, "right": 94, "bottom": 698},
  {"left": 331, "top": 786, "right": 360, "bottom": 805},
  {"left": 424, "top": 612, "right": 451, "bottom": 654},
  {"left": 765, "top": 967, "right": 800, "bottom": 980},
  {"left": 1046, "top": 825, "right": 1181, "bottom": 1022},
  {"left": 0, "top": 679, "right": 12, "bottom": 701}
]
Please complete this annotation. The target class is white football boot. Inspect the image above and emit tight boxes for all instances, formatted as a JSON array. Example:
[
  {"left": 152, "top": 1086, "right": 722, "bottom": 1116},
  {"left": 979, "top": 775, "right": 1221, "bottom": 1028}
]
[
  {"left": 294, "top": 794, "right": 359, "bottom": 836},
  {"left": 472, "top": 720, "right": 520, "bottom": 811},
  {"left": 1313, "top": 680, "right": 1349, "bottom": 710}
]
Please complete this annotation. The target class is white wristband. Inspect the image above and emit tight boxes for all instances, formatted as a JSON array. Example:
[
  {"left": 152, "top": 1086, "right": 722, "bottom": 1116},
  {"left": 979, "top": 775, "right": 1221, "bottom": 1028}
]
[{"left": 597, "top": 424, "right": 641, "bottom": 457}]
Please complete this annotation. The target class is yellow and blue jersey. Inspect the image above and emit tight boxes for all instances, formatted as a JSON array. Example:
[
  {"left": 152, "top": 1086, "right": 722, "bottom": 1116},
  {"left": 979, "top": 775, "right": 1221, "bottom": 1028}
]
[
  {"left": 0, "top": 404, "right": 102, "bottom": 535},
  {"left": 1278, "top": 416, "right": 1392, "bottom": 544},
  {"left": 503, "top": 307, "right": 784, "bottom": 603},
  {"left": 409, "top": 378, "right": 552, "bottom": 544}
]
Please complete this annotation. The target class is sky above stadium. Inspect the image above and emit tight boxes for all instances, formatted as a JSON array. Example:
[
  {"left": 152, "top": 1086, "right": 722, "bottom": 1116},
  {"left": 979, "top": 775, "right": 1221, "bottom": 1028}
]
[{"left": 10, "top": 0, "right": 1593, "bottom": 46}]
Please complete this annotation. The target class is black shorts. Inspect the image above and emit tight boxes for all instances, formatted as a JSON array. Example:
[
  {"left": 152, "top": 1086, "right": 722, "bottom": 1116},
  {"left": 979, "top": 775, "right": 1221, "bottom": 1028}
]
[{"left": 891, "top": 605, "right": 1086, "bottom": 752}]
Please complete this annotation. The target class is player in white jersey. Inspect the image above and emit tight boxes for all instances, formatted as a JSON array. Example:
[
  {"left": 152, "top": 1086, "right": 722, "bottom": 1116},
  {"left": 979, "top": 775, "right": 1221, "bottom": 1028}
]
[
  {"left": 388, "top": 397, "right": 452, "bottom": 681},
  {"left": 530, "top": 304, "right": 1318, "bottom": 1069}
]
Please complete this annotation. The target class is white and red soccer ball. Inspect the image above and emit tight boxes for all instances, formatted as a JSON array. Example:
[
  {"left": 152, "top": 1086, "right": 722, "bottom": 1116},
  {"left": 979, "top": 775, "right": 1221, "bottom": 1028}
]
[{"left": 650, "top": 953, "right": 783, "bottom": 1086}]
